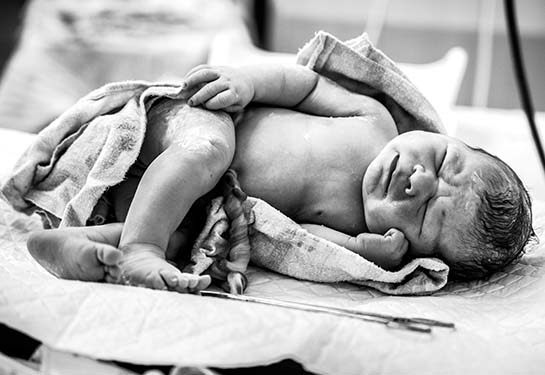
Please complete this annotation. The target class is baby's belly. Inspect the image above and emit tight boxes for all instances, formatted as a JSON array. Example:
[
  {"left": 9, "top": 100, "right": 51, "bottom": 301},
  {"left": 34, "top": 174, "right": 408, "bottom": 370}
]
[
  {"left": 231, "top": 107, "right": 386, "bottom": 234},
  {"left": 231, "top": 108, "right": 314, "bottom": 216}
]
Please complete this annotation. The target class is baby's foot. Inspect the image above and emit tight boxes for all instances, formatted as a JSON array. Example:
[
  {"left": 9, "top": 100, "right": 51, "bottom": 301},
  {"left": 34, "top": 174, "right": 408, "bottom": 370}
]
[
  {"left": 115, "top": 243, "right": 211, "bottom": 293},
  {"left": 27, "top": 224, "right": 124, "bottom": 281}
]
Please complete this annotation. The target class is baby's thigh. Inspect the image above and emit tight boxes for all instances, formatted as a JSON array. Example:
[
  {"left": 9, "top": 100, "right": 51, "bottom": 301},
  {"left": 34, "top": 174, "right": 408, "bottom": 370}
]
[{"left": 139, "top": 99, "right": 235, "bottom": 167}]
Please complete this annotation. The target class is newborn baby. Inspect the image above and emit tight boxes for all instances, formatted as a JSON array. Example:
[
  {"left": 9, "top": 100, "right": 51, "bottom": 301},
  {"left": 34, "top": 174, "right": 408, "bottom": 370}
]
[{"left": 27, "top": 64, "right": 534, "bottom": 292}]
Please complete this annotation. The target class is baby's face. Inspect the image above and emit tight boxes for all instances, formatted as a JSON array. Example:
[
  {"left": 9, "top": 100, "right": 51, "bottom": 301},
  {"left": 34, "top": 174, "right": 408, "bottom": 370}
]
[{"left": 362, "top": 131, "right": 486, "bottom": 263}]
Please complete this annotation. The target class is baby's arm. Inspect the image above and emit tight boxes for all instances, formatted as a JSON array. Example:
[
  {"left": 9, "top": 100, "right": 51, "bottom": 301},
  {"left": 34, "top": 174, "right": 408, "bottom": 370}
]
[
  {"left": 182, "top": 64, "right": 383, "bottom": 118},
  {"left": 301, "top": 224, "right": 409, "bottom": 271}
]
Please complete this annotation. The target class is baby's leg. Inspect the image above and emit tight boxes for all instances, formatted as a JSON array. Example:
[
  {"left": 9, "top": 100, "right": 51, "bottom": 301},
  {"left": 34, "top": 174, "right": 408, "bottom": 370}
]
[
  {"left": 27, "top": 224, "right": 123, "bottom": 282},
  {"left": 27, "top": 222, "right": 187, "bottom": 283},
  {"left": 113, "top": 99, "right": 235, "bottom": 292}
]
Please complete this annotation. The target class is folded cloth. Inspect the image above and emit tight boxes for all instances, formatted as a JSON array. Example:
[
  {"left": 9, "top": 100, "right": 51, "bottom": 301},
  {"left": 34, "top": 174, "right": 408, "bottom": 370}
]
[
  {"left": 186, "top": 195, "right": 448, "bottom": 295},
  {"left": 1, "top": 32, "right": 450, "bottom": 295},
  {"left": 297, "top": 31, "right": 446, "bottom": 134},
  {"left": 1, "top": 81, "right": 186, "bottom": 227}
]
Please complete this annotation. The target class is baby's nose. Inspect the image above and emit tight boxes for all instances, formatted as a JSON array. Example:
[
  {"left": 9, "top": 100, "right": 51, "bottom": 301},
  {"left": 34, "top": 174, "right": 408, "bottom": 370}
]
[{"left": 405, "top": 164, "right": 437, "bottom": 201}]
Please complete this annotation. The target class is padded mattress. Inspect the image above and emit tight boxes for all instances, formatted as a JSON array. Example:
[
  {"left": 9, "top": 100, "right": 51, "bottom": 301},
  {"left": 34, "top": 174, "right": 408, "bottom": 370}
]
[{"left": 1, "top": 128, "right": 544, "bottom": 374}]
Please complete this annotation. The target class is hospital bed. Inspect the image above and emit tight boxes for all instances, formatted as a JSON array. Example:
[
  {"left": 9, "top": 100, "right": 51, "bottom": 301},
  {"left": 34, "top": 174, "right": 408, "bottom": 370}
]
[{"left": 1, "top": 1, "right": 544, "bottom": 374}]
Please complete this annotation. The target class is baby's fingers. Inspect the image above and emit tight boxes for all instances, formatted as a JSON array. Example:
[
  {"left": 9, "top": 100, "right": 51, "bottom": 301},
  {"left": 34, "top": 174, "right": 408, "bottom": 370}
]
[
  {"left": 185, "top": 64, "right": 210, "bottom": 77},
  {"left": 184, "top": 68, "right": 220, "bottom": 91},
  {"left": 204, "top": 90, "right": 241, "bottom": 111},
  {"left": 188, "top": 80, "right": 229, "bottom": 107},
  {"left": 385, "top": 228, "right": 408, "bottom": 249},
  {"left": 385, "top": 228, "right": 405, "bottom": 239}
]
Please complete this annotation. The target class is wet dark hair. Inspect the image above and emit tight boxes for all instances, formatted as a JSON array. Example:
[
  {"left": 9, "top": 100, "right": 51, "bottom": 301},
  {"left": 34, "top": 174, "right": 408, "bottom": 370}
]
[{"left": 448, "top": 146, "right": 536, "bottom": 281}]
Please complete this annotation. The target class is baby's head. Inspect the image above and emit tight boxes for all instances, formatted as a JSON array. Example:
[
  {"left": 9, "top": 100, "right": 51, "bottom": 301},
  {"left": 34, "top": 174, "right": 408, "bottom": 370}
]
[{"left": 362, "top": 131, "right": 534, "bottom": 281}]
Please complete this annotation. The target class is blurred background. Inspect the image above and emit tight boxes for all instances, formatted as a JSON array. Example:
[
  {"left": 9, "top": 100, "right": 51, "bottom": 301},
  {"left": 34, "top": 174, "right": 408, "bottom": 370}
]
[
  {"left": 0, "top": 0, "right": 543, "bottom": 110},
  {"left": 265, "top": 0, "right": 545, "bottom": 110},
  {"left": 0, "top": 1, "right": 25, "bottom": 71}
]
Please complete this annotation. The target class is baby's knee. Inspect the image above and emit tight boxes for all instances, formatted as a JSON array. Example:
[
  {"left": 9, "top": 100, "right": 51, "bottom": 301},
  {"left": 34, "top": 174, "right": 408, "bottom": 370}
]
[
  {"left": 144, "top": 98, "right": 235, "bottom": 160},
  {"left": 185, "top": 136, "right": 235, "bottom": 180},
  {"left": 159, "top": 134, "right": 234, "bottom": 194},
  {"left": 193, "top": 135, "right": 234, "bottom": 165}
]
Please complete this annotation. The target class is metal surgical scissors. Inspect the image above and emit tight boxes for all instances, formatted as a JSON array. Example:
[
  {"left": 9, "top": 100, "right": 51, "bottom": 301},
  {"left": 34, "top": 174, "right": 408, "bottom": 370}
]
[{"left": 201, "top": 291, "right": 455, "bottom": 334}]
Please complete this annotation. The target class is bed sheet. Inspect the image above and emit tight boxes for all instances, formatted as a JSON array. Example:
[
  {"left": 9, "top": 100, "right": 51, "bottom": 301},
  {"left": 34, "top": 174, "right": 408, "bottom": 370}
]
[{"left": 1, "top": 127, "right": 545, "bottom": 375}]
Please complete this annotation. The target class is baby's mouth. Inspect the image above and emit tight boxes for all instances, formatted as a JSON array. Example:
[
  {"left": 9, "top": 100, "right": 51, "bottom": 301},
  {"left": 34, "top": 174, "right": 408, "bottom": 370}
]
[{"left": 384, "top": 153, "right": 399, "bottom": 196}]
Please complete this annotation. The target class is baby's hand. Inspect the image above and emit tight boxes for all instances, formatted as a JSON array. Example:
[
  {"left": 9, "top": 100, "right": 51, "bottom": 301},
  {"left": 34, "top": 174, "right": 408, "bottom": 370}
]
[
  {"left": 182, "top": 65, "right": 254, "bottom": 112},
  {"left": 380, "top": 228, "right": 409, "bottom": 267},
  {"left": 352, "top": 228, "right": 409, "bottom": 270}
]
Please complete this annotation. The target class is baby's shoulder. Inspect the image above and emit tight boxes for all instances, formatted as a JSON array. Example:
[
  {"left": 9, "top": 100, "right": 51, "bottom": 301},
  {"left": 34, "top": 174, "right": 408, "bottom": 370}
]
[
  {"left": 332, "top": 97, "right": 398, "bottom": 143},
  {"left": 357, "top": 96, "right": 397, "bottom": 131}
]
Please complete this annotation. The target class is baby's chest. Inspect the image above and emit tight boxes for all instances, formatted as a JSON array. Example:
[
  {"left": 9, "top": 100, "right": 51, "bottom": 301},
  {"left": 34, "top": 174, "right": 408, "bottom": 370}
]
[
  {"left": 301, "top": 197, "right": 367, "bottom": 236},
  {"left": 296, "top": 174, "right": 368, "bottom": 236}
]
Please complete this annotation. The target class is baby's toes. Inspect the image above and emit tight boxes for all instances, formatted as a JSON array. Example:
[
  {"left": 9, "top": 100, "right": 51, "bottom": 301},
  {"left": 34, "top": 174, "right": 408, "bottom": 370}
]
[
  {"left": 186, "top": 274, "right": 212, "bottom": 293},
  {"left": 159, "top": 269, "right": 181, "bottom": 290},
  {"left": 104, "top": 273, "right": 118, "bottom": 284},
  {"left": 192, "top": 275, "right": 212, "bottom": 292},
  {"left": 176, "top": 274, "right": 205, "bottom": 293},
  {"left": 145, "top": 272, "right": 168, "bottom": 290},
  {"left": 105, "top": 265, "right": 121, "bottom": 279},
  {"left": 187, "top": 275, "right": 200, "bottom": 290},
  {"left": 76, "top": 242, "right": 118, "bottom": 279},
  {"left": 96, "top": 245, "right": 122, "bottom": 266},
  {"left": 176, "top": 275, "right": 190, "bottom": 292}
]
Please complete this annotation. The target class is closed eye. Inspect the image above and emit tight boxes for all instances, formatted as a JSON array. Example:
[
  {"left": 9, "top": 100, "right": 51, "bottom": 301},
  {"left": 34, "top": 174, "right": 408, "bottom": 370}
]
[
  {"left": 437, "top": 147, "right": 448, "bottom": 174},
  {"left": 418, "top": 201, "right": 429, "bottom": 237}
]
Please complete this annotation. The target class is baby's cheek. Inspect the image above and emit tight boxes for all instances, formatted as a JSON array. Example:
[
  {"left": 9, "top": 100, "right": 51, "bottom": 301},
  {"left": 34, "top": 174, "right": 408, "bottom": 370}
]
[
  {"left": 364, "top": 204, "right": 389, "bottom": 234},
  {"left": 362, "top": 162, "right": 382, "bottom": 197}
]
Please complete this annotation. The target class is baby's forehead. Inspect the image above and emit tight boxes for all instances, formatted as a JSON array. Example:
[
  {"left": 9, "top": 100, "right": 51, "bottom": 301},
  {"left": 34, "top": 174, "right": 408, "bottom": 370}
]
[
  {"left": 463, "top": 148, "right": 511, "bottom": 189},
  {"left": 450, "top": 143, "right": 499, "bottom": 187}
]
